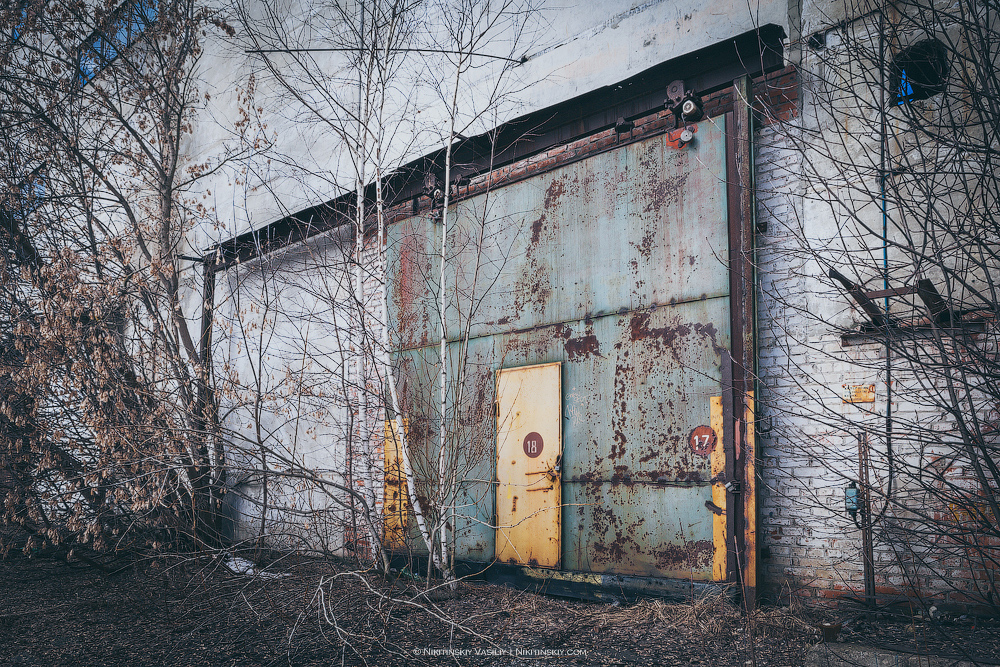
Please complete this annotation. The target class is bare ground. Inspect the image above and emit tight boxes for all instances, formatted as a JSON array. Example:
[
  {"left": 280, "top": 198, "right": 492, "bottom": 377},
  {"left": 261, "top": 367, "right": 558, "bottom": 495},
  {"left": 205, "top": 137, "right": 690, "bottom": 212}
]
[{"left": 1, "top": 554, "right": 997, "bottom": 666}]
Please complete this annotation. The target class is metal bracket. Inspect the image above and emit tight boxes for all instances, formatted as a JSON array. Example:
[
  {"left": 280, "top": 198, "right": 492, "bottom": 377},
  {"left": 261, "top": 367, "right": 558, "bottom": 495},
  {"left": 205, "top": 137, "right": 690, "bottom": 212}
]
[
  {"left": 666, "top": 79, "right": 705, "bottom": 123},
  {"left": 422, "top": 171, "right": 444, "bottom": 207},
  {"left": 614, "top": 116, "right": 635, "bottom": 134},
  {"left": 829, "top": 268, "right": 892, "bottom": 328},
  {"left": 831, "top": 268, "right": 958, "bottom": 329},
  {"left": 663, "top": 124, "right": 699, "bottom": 150},
  {"left": 915, "top": 278, "right": 954, "bottom": 324}
]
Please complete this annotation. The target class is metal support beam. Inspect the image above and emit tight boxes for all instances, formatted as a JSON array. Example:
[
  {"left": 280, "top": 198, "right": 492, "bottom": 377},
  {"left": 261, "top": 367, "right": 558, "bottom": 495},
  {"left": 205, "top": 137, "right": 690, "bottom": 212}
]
[
  {"left": 915, "top": 278, "right": 953, "bottom": 324},
  {"left": 830, "top": 268, "right": 890, "bottom": 328},
  {"left": 726, "top": 74, "right": 758, "bottom": 606}
]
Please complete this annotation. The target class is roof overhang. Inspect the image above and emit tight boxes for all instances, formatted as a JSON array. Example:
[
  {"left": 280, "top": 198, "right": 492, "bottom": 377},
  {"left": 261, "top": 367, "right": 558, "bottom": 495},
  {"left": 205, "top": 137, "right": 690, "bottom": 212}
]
[{"left": 205, "top": 24, "right": 786, "bottom": 271}]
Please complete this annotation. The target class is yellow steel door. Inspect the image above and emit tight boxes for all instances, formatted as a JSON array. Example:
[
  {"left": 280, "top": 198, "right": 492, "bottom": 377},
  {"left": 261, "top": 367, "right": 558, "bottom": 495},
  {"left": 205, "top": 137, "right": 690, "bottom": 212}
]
[
  {"left": 383, "top": 419, "right": 409, "bottom": 551},
  {"left": 495, "top": 362, "right": 562, "bottom": 568}
]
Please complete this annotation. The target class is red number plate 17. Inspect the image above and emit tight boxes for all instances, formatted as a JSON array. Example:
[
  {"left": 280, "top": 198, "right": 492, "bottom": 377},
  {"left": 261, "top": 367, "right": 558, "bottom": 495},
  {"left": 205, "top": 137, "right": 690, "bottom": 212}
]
[{"left": 689, "top": 425, "right": 716, "bottom": 456}]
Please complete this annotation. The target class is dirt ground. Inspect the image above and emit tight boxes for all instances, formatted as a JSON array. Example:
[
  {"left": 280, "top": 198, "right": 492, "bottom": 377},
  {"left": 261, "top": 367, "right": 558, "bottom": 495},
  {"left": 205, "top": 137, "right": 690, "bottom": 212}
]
[{"left": 1, "top": 554, "right": 998, "bottom": 666}]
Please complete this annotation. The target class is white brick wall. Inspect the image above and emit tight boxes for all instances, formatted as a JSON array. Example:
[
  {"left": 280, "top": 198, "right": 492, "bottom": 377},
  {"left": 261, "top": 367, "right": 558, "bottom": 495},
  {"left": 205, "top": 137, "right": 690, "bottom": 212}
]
[
  {"left": 757, "top": 118, "right": 876, "bottom": 603},
  {"left": 754, "top": 100, "right": 997, "bottom": 608}
]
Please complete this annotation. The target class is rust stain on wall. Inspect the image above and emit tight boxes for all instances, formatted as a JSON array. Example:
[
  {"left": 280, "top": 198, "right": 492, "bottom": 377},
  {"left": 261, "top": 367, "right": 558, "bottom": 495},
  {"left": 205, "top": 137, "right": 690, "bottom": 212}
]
[
  {"left": 653, "top": 540, "right": 713, "bottom": 571},
  {"left": 641, "top": 169, "right": 692, "bottom": 216},
  {"left": 554, "top": 321, "right": 603, "bottom": 361}
]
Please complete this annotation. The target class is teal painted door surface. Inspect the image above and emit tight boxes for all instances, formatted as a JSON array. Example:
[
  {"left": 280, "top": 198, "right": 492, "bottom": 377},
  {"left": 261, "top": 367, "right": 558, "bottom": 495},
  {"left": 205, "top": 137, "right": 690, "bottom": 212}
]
[{"left": 387, "top": 118, "right": 730, "bottom": 579}]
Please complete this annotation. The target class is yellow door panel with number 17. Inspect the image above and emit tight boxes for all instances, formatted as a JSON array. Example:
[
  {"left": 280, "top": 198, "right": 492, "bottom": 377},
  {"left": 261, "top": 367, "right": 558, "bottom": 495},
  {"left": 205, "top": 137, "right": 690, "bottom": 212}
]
[{"left": 495, "top": 362, "right": 562, "bottom": 568}]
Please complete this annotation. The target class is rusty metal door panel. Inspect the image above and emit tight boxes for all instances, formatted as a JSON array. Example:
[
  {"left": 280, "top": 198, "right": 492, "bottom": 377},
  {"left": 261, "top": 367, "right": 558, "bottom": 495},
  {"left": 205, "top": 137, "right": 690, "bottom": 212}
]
[
  {"left": 495, "top": 363, "right": 562, "bottom": 568},
  {"left": 559, "top": 299, "right": 730, "bottom": 484},
  {"left": 457, "top": 300, "right": 729, "bottom": 484},
  {"left": 386, "top": 214, "right": 441, "bottom": 351},
  {"left": 453, "top": 479, "right": 495, "bottom": 562},
  {"left": 452, "top": 119, "right": 729, "bottom": 341},
  {"left": 562, "top": 482, "right": 715, "bottom": 579},
  {"left": 391, "top": 286, "right": 730, "bottom": 572},
  {"left": 386, "top": 118, "right": 729, "bottom": 349},
  {"left": 389, "top": 343, "right": 498, "bottom": 560},
  {"left": 385, "top": 116, "right": 734, "bottom": 582},
  {"left": 387, "top": 336, "right": 556, "bottom": 564},
  {"left": 417, "top": 300, "right": 728, "bottom": 567},
  {"left": 485, "top": 302, "right": 727, "bottom": 578}
]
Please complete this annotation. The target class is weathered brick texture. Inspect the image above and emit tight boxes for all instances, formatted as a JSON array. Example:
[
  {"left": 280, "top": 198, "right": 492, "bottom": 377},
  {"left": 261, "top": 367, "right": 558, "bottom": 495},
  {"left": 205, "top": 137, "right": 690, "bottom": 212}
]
[{"left": 753, "top": 109, "right": 996, "bottom": 610}]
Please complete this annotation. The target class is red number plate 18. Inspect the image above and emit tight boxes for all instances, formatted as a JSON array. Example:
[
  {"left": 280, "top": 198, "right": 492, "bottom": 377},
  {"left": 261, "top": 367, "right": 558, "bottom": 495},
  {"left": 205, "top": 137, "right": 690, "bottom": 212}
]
[{"left": 522, "top": 432, "right": 543, "bottom": 458}]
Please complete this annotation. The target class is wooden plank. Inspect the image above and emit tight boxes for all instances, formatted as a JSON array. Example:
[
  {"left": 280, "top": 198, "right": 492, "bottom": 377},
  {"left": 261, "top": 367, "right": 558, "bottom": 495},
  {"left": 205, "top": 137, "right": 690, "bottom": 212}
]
[{"left": 727, "top": 74, "right": 758, "bottom": 605}]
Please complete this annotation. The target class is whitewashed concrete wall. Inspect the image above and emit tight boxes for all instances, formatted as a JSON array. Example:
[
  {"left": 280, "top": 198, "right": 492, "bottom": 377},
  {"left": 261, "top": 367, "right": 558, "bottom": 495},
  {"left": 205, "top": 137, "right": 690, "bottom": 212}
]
[
  {"left": 182, "top": 0, "right": 791, "bottom": 253},
  {"left": 212, "top": 224, "right": 384, "bottom": 553}
]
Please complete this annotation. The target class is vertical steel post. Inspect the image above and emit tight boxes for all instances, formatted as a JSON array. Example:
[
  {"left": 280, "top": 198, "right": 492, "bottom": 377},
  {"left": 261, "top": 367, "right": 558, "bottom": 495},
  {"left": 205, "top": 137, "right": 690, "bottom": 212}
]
[
  {"left": 858, "top": 432, "right": 876, "bottom": 607},
  {"left": 727, "top": 74, "right": 758, "bottom": 606}
]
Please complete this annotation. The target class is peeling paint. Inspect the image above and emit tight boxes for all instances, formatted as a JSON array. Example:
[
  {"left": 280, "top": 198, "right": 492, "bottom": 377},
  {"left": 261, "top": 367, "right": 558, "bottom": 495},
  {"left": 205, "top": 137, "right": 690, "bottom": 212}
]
[{"left": 386, "top": 120, "right": 731, "bottom": 581}]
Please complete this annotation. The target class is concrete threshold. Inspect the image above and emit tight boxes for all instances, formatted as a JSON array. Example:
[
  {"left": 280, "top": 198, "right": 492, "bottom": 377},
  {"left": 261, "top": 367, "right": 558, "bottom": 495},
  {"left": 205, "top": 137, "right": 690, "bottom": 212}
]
[{"left": 806, "top": 642, "right": 985, "bottom": 667}]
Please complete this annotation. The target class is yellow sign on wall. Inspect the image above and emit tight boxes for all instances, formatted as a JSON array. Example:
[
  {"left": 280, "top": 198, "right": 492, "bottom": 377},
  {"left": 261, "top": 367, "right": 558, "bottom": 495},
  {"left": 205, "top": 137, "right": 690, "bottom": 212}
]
[{"left": 843, "top": 384, "right": 877, "bottom": 404}]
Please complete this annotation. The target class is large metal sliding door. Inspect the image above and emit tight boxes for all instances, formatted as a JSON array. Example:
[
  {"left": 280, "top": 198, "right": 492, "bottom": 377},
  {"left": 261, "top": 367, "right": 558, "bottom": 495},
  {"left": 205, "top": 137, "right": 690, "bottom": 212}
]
[{"left": 387, "top": 116, "right": 745, "bottom": 583}]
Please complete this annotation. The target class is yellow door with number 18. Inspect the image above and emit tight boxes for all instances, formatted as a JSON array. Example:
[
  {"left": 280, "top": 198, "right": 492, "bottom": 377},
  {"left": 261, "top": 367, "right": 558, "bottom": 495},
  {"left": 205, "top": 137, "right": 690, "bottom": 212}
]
[{"left": 495, "top": 362, "right": 562, "bottom": 568}]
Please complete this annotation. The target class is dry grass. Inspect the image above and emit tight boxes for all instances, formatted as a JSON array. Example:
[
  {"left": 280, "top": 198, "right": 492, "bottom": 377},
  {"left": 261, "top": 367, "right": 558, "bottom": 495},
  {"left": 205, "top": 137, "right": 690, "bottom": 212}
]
[{"left": 0, "top": 554, "right": 868, "bottom": 666}]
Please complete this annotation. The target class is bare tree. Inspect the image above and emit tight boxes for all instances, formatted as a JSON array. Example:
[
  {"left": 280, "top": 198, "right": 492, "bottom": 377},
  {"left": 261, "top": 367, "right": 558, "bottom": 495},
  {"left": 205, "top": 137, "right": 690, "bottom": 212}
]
[
  {"left": 415, "top": 0, "right": 536, "bottom": 587},
  {"left": 760, "top": 0, "right": 1000, "bottom": 612},
  {"left": 227, "top": 0, "right": 540, "bottom": 588},
  {"left": 0, "top": 0, "right": 244, "bottom": 558},
  {"left": 226, "top": 0, "right": 433, "bottom": 574}
]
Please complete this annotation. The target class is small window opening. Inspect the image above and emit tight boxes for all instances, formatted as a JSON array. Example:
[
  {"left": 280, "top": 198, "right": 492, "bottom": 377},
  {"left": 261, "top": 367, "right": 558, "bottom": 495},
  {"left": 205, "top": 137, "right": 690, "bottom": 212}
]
[
  {"left": 77, "top": 0, "right": 158, "bottom": 83},
  {"left": 890, "top": 39, "right": 949, "bottom": 105}
]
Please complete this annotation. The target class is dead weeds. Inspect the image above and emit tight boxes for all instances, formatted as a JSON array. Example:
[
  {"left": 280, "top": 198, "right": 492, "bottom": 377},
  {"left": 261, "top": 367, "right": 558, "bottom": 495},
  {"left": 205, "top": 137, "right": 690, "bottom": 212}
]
[{"left": 3, "top": 554, "right": 996, "bottom": 666}]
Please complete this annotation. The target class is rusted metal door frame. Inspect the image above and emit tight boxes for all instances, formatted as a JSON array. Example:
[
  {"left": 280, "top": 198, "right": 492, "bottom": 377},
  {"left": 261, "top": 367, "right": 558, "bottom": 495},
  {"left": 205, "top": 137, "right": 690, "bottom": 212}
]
[{"left": 725, "top": 74, "right": 759, "bottom": 605}]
